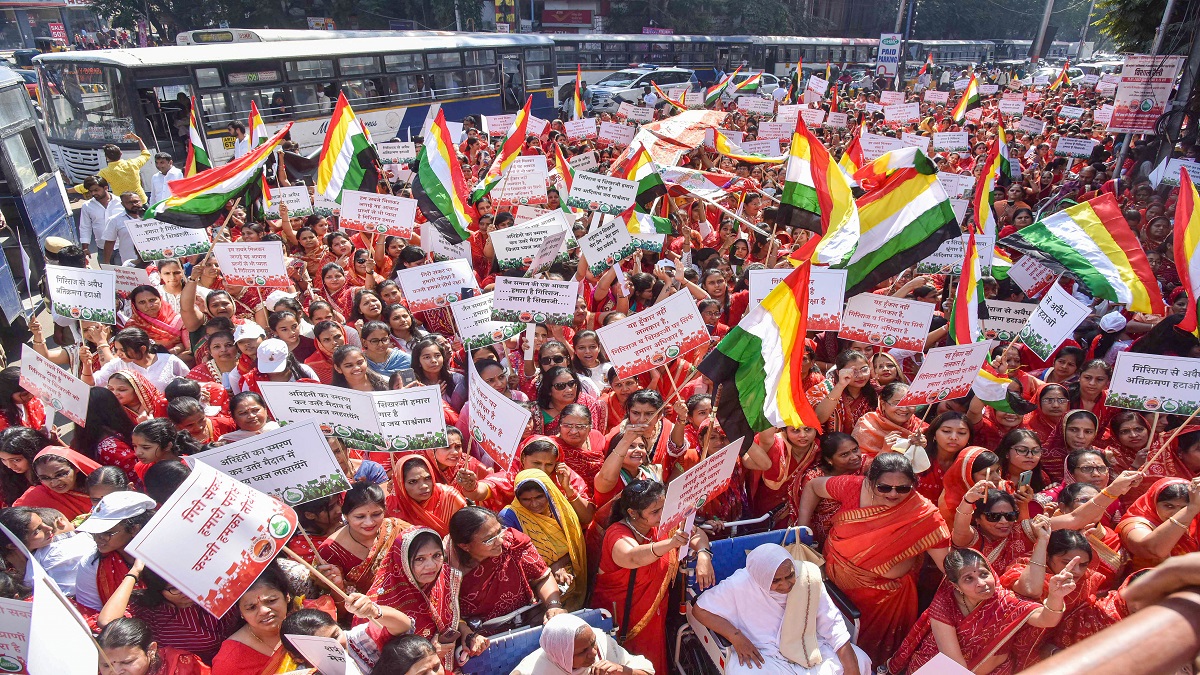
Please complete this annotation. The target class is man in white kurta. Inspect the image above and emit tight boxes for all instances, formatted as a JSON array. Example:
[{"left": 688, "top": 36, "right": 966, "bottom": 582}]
[{"left": 693, "top": 543, "right": 872, "bottom": 675}]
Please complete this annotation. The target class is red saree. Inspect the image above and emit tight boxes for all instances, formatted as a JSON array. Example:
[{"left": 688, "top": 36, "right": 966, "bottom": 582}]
[
  {"left": 129, "top": 301, "right": 189, "bottom": 351},
  {"left": 458, "top": 528, "right": 549, "bottom": 621},
  {"left": 1116, "top": 477, "right": 1199, "bottom": 572},
  {"left": 13, "top": 447, "right": 99, "bottom": 519},
  {"left": 0, "top": 398, "right": 46, "bottom": 433},
  {"left": 591, "top": 521, "right": 679, "bottom": 675},
  {"left": 823, "top": 475, "right": 951, "bottom": 665},
  {"left": 852, "top": 410, "right": 926, "bottom": 459},
  {"left": 553, "top": 430, "right": 607, "bottom": 490},
  {"left": 157, "top": 646, "right": 211, "bottom": 675},
  {"left": 886, "top": 579, "right": 1041, "bottom": 674},
  {"left": 384, "top": 455, "right": 466, "bottom": 537},
  {"left": 807, "top": 381, "right": 874, "bottom": 434},
  {"left": 997, "top": 555, "right": 1109, "bottom": 668},
  {"left": 317, "top": 517, "right": 407, "bottom": 593}
]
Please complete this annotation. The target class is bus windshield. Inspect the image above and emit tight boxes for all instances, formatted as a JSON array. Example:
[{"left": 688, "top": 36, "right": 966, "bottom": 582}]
[{"left": 39, "top": 62, "right": 134, "bottom": 143}]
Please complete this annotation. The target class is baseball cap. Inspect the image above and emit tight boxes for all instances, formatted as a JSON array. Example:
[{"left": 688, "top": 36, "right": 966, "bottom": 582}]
[
  {"left": 77, "top": 492, "right": 157, "bottom": 534},
  {"left": 258, "top": 338, "right": 290, "bottom": 374},
  {"left": 234, "top": 322, "right": 266, "bottom": 343}
]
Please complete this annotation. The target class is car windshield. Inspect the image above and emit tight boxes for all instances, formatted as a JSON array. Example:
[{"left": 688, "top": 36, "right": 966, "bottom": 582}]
[
  {"left": 597, "top": 72, "right": 641, "bottom": 87},
  {"left": 39, "top": 62, "right": 134, "bottom": 142}
]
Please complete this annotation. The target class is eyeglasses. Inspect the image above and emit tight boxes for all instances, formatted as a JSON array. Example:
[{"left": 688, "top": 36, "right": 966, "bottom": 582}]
[
  {"left": 365, "top": 337, "right": 391, "bottom": 346},
  {"left": 1013, "top": 447, "right": 1042, "bottom": 457},
  {"left": 481, "top": 528, "right": 506, "bottom": 546},
  {"left": 552, "top": 381, "right": 578, "bottom": 391},
  {"left": 982, "top": 511, "right": 1020, "bottom": 523},
  {"left": 1076, "top": 465, "right": 1109, "bottom": 475},
  {"left": 1042, "top": 397, "right": 1069, "bottom": 405},
  {"left": 36, "top": 469, "right": 72, "bottom": 483},
  {"left": 561, "top": 422, "right": 590, "bottom": 431},
  {"left": 540, "top": 355, "right": 568, "bottom": 366},
  {"left": 874, "top": 483, "right": 913, "bottom": 494}
]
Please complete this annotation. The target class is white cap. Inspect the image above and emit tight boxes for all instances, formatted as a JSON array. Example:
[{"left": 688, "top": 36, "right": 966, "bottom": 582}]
[
  {"left": 257, "top": 338, "right": 290, "bottom": 374},
  {"left": 77, "top": 492, "right": 157, "bottom": 534},
  {"left": 1099, "top": 311, "right": 1127, "bottom": 334},
  {"left": 234, "top": 321, "right": 266, "bottom": 343}
]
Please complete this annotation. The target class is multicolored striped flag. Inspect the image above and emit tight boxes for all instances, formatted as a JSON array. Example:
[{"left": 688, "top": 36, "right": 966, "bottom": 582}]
[
  {"left": 973, "top": 358, "right": 1020, "bottom": 414},
  {"left": 705, "top": 66, "right": 742, "bottom": 106},
  {"left": 951, "top": 74, "right": 980, "bottom": 123},
  {"left": 948, "top": 230, "right": 987, "bottom": 344},
  {"left": 260, "top": 172, "right": 272, "bottom": 214},
  {"left": 146, "top": 123, "right": 291, "bottom": 223},
  {"left": 412, "top": 110, "right": 476, "bottom": 244},
  {"left": 992, "top": 245, "right": 1013, "bottom": 280},
  {"left": 315, "top": 93, "right": 379, "bottom": 203},
  {"left": 1174, "top": 167, "right": 1200, "bottom": 336},
  {"left": 698, "top": 260, "right": 822, "bottom": 440},
  {"left": 1049, "top": 62, "right": 1072, "bottom": 91},
  {"left": 828, "top": 85, "right": 839, "bottom": 112},
  {"left": 248, "top": 100, "right": 269, "bottom": 147},
  {"left": 838, "top": 121, "right": 866, "bottom": 176},
  {"left": 777, "top": 113, "right": 858, "bottom": 238},
  {"left": 184, "top": 97, "right": 211, "bottom": 177},
  {"left": 971, "top": 127, "right": 1009, "bottom": 234},
  {"left": 573, "top": 65, "right": 585, "bottom": 120},
  {"left": 470, "top": 95, "right": 532, "bottom": 203},
  {"left": 918, "top": 53, "right": 934, "bottom": 75},
  {"left": 1000, "top": 193, "right": 1165, "bottom": 314},
  {"left": 708, "top": 129, "right": 787, "bottom": 164},
  {"left": 611, "top": 143, "right": 668, "bottom": 210},
  {"left": 652, "top": 82, "right": 687, "bottom": 112},
  {"left": 552, "top": 143, "right": 575, "bottom": 213},
  {"left": 735, "top": 71, "right": 763, "bottom": 91}
]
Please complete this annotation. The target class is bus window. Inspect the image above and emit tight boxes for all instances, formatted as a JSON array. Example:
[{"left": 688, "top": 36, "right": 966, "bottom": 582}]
[
  {"left": 524, "top": 47, "right": 550, "bottom": 63},
  {"left": 199, "top": 92, "right": 230, "bottom": 127},
  {"left": 382, "top": 74, "right": 431, "bottom": 103},
  {"left": 339, "top": 56, "right": 380, "bottom": 76},
  {"left": 2, "top": 131, "right": 47, "bottom": 191},
  {"left": 39, "top": 62, "right": 134, "bottom": 143},
  {"left": 342, "top": 78, "right": 387, "bottom": 108},
  {"left": 466, "top": 68, "right": 499, "bottom": 95},
  {"left": 286, "top": 59, "right": 334, "bottom": 81},
  {"left": 196, "top": 67, "right": 222, "bottom": 89},
  {"left": 228, "top": 87, "right": 286, "bottom": 122},
  {"left": 384, "top": 53, "right": 424, "bottom": 73},
  {"left": 430, "top": 71, "right": 466, "bottom": 97},
  {"left": 465, "top": 50, "right": 496, "bottom": 66},
  {"left": 524, "top": 63, "right": 554, "bottom": 90},
  {"left": 427, "top": 52, "right": 462, "bottom": 69}
]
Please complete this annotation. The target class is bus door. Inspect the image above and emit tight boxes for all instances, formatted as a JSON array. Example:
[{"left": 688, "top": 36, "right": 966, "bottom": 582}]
[
  {"left": 499, "top": 51, "right": 524, "bottom": 111},
  {"left": 132, "top": 70, "right": 192, "bottom": 160}
]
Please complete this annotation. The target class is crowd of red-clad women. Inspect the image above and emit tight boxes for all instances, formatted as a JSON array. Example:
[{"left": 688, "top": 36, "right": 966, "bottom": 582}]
[{"left": 1, "top": 71, "right": 1198, "bottom": 675}]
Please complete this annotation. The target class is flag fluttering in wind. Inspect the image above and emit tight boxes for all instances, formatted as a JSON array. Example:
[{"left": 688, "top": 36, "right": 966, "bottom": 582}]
[
  {"left": 259, "top": 172, "right": 272, "bottom": 214},
  {"left": 948, "top": 230, "right": 987, "bottom": 344},
  {"left": 184, "top": 97, "right": 211, "bottom": 177},
  {"left": 971, "top": 357, "right": 1033, "bottom": 415},
  {"left": 611, "top": 143, "right": 668, "bottom": 210},
  {"left": 992, "top": 245, "right": 1013, "bottom": 280},
  {"left": 147, "top": 123, "right": 291, "bottom": 224},
  {"left": 918, "top": 53, "right": 934, "bottom": 76},
  {"left": 838, "top": 121, "right": 866, "bottom": 176},
  {"left": 777, "top": 113, "right": 858, "bottom": 238},
  {"left": 971, "top": 127, "right": 1009, "bottom": 235},
  {"left": 708, "top": 128, "right": 787, "bottom": 164},
  {"left": 1049, "top": 62, "right": 1072, "bottom": 90},
  {"left": 315, "top": 93, "right": 379, "bottom": 203},
  {"left": 573, "top": 65, "right": 585, "bottom": 120},
  {"left": 1000, "top": 193, "right": 1165, "bottom": 314},
  {"left": 412, "top": 110, "right": 477, "bottom": 244},
  {"left": 705, "top": 66, "right": 742, "bottom": 106},
  {"left": 951, "top": 74, "right": 981, "bottom": 123},
  {"left": 552, "top": 143, "right": 575, "bottom": 213},
  {"left": 248, "top": 100, "right": 269, "bottom": 147},
  {"left": 735, "top": 71, "right": 763, "bottom": 92},
  {"left": 470, "top": 95, "right": 532, "bottom": 203},
  {"left": 698, "top": 260, "right": 822, "bottom": 441},
  {"left": 1174, "top": 167, "right": 1200, "bottom": 336},
  {"left": 651, "top": 81, "right": 688, "bottom": 112}
]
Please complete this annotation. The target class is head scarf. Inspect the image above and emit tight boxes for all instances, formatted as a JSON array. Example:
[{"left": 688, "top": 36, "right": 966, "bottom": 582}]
[
  {"left": 939, "top": 447, "right": 997, "bottom": 524},
  {"left": 34, "top": 447, "right": 100, "bottom": 476},
  {"left": 129, "top": 290, "right": 189, "bottom": 351},
  {"left": 539, "top": 613, "right": 591, "bottom": 674},
  {"left": 509, "top": 469, "right": 587, "bottom": 609},
  {"left": 385, "top": 453, "right": 466, "bottom": 537},
  {"left": 1121, "top": 477, "right": 1188, "bottom": 527},
  {"left": 109, "top": 369, "right": 167, "bottom": 421}
]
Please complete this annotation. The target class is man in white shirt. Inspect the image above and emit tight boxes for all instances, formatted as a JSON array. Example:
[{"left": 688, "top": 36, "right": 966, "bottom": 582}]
[
  {"left": 227, "top": 121, "right": 249, "bottom": 160},
  {"left": 101, "top": 191, "right": 144, "bottom": 265},
  {"left": 78, "top": 175, "right": 121, "bottom": 260},
  {"left": 149, "top": 152, "right": 183, "bottom": 206}
]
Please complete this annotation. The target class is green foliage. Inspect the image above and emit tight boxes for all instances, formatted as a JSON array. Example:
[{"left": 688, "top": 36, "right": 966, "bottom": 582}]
[
  {"left": 911, "top": 0, "right": 1092, "bottom": 41},
  {"left": 1095, "top": 0, "right": 1193, "bottom": 53},
  {"left": 605, "top": 0, "right": 835, "bottom": 35}
]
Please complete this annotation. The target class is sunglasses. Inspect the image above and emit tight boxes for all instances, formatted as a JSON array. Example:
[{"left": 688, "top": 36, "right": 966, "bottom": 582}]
[
  {"left": 874, "top": 483, "right": 913, "bottom": 494},
  {"left": 552, "top": 381, "right": 578, "bottom": 391},
  {"left": 540, "top": 355, "right": 568, "bottom": 366},
  {"left": 982, "top": 511, "right": 1020, "bottom": 523}
]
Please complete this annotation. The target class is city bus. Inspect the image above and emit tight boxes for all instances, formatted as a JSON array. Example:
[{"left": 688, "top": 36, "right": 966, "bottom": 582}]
[
  {"left": 34, "top": 32, "right": 558, "bottom": 182},
  {"left": 175, "top": 28, "right": 455, "bottom": 45},
  {"left": 549, "top": 34, "right": 757, "bottom": 87}
]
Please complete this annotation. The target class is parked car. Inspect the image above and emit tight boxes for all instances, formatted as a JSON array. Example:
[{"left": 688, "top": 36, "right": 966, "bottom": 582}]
[{"left": 585, "top": 65, "right": 698, "bottom": 114}]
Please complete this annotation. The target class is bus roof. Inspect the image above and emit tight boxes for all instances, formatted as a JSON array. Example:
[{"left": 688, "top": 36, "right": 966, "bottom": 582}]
[
  {"left": 753, "top": 36, "right": 877, "bottom": 45},
  {"left": 35, "top": 32, "right": 555, "bottom": 68},
  {"left": 548, "top": 34, "right": 756, "bottom": 44},
  {"left": 177, "top": 28, "right": 457, "bottom": 44}
]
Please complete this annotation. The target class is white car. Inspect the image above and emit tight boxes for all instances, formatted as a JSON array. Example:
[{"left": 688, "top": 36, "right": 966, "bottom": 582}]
[
  {"left": 721, "top": 71, "right": 781, "bottom": 103},
  {"left": 584, "top": 66, "right": 698, "bottom": 114}
]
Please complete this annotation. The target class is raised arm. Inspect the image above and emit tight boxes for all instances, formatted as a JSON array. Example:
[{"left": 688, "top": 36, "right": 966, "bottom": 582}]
[{"left": 796, "top": 476, "right": 833, "bottom": 528}]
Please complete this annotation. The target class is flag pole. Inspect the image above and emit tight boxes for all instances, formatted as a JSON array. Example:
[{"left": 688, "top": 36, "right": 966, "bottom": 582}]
[
  {"left": 281, "top": 546, "right": 388, "bottom": 628},
  {"left": 1140, "top": 407, "right": 1200, "bottom": 470}
]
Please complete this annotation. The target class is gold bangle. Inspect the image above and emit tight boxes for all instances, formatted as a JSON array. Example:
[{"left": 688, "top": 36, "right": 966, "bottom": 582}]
[
  {"left": 1100, "top": 488, "right": 1118, "bottom": 500},
  {"left": 1168, "top": 516, "right": 1188, "bottom": 529},
  {"left": 1042, "top": 599, "right": 1064, "bottom": 613}
]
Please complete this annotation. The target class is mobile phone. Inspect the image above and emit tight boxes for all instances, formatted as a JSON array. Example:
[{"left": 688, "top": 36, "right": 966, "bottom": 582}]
[
  {"left": 1018, "top": 470, "right": 1033, "bottom": 488},
  {"left": 398, "top": 368, "right": 417, "bottom": 386}
]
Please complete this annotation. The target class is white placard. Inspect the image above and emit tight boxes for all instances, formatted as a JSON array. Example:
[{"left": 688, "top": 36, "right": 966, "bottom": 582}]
[
  {"left": 901, "top": 132, "right": 931, "bottom": 153},
  {"left": 373, "top": 385, "right": 450, "bottom": 451},
  {"left": 660, "top": 438, "right": 742, "bottom": 535},
  {"left": 450, "top": 292, "right": 524, "bottom": 350},
  {"left": 932, "top": 131, "right": 970, "bottom": 152},
  {"left": 490, "top": 209, "right": 571, "bottom": 271},
  {"left": 127, "top": 218, "right": 212, "bottom": 261},
  {"left": 189, "top": 420, "right": 351, "bottom": 505},
  {"left": 1018, "top": 117, "right": 1047, "bottom": 135},
  {"left": 885, "top": 103, "right": 920, "bottom": 123},
  {"left": 983, "top": 300, "right": 1036, "bottom": 341},
  {"left": 1059, "top": 105, "right": 1086, "bottom": 120},
  {"left": 998, "top": 98, "right": 1025, "bottom": 116},
  {"left": 467, "top": 364, "right": 531, "bottom": 467},
  {"left": 19, "top": 345, "right": 89, "bottom": 426},
  {"left": 806, "top": 75, "right": 830, "bottom": 99},
  {"left": 742, "top": 139, "right": 782, "bottom": 156},
  {"left": 526, "top": 229, "right": 569, "bottom": 277},
  {"left": 46, "top": 264, "right": 116, "bottom": 324},
  {"left": 259, "top": 382, "right": 387, "bottom": 452},
  {"left": 597, "top": 288, "right": 710, "bottom": 379},
  {"left": 1054, "top": 137, "right": 1097, "bottom": 159},
  {"left": 1008, "top": 255, "right": 1056, "bottom": 297},
  {"left": 923, "top": 90, "right": 949, "bottom": 103},
  {"left": 0, "top": 597, "right": 30, "bottom": 675},
  {"left": 339, "top": 190, "right": 418, "bottom": 238},
  {"left": 916, "top": 234, "right": 996, "bottom": 275},
  {"left": 565, "top": 171, "right": 638, "bottom": 215},
  {"left": 267, "top": 185, "right": 314, "bottom": 219},
  {"left": 375, "top": 140, "right": 418, "bottom": 164},
  {"left": 29, "top": 570, "right": 94, "bottom": 675},
  {"left": 212, "top": 241, "right": 290, "bottom": 289},
  {"left": 979, "top": 84, "right": 999, "bottom": 95},
  {"left": 495, "top": 155, "right": 549, "bottom": 207},
  {"left": 878, "top": 91, "right": 904, "bottom": 106},
  {"left": 747, "top": 267, "right": 847, "bottom": 331},
  {"left": 421, "top": 216, "right": 471, "bottom": 262},
  {"left": 839, "top": 293, "right": 934, "bottom": 352},
  {"left": 861, "top": 132, "right": 906, "bottom": 161},
  {"left": 598, "top": 121, "right": 636, "bottom": 148},
  {"left": 394, "top": 258, "right": 478, "bottom": 313},
  {"left": 564, "top": 117, "right": 598, "bottom": 141},
  {"left": 1094, "top": 104, "right": 1114, "bottom": 126},
  {"left": 491, "top": 277, "right": 579, "bottom": 326},
  {"left": 825, "top": 112, "right": 849, "bottom": 128},
  {"left": 284, "top": 634, "right": 364, "bottom": 675},
  {"left": 800, "top": 108, "right": 826, "bottom": 128},
  {"left": 513, "top": 204, "right": 553, "bottom": 224},
  {"left": 757, "top": 121, "right": 789, "bottom": 140},
  {"left": 484, "top": 114, "right": 517, "bottom": 137},
  {"left": 1106, "top": 352, "right": 1200, "bottom": 416},
  {"left": 737, "top": 96, "right": 775, "bottom": 114},
  {"left": 578, "top": 214, "right": 636, "bottom": 275},
  {"left": 1019, "top": 283, "right": 1092, "bottom": 360},
  {"left": 99, "top": 264, "right": 150, "bottom": 298},
  {"left": 898, "top": 342, "right": 991, "bottom": 406},
  {"left": 954, "top": 78, "right": 971, "bottom": 91}
]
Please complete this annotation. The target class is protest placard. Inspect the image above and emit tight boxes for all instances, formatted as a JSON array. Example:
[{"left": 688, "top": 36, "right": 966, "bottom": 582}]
[
  {"left": 901, "top": 132, "right": 931, "bottom": 153},
  {"left": 313, "top": 193, "right": 339, "bottom": 217},
  {"left": 1106, "top": 352, "right": 1200, "bottom": 416},
  {"left": 492, "top": 277, "right": 579, "bottom": 325},
  {"left": 1026, "top": 92, "right": 1043, "bottom": 103},
  {"left": 979, "top": 84, "right": 999, "bottom": 95},
  {"left": 598, "top": 121, "right": 636, "bottom": 147},
  {"left": 1033, "top": 76, "right": 1050, "bottom": 86},
  {"left": 1059, "top": 105, "right": 1085, "bottom": 119},
  {"left": 954, "top": 78, "right": 971, "bottom": 90},
  {"left": 743, "top": 139, "right": 782, "bottom": 156},
  {"left": 776, "top": 104, "right": 802, "bottom": 123},
  {"left": 717, "top": 128, "right": 746, "bottom": 145},
  {"left": 513, "top": 205, "right": 553, "bottom": 224},
  {"left": 884, "top": 102, "right": 920, "bottom": 123},
  {"left": 660, "top": 438, "right": 742, "bottom": 535},
  {"left": 483, "top": 114, "right": 516, "bottom": 137},
  {"left": 527, "top": 116, "right": 549, "bottom": 137},
  {"left": 1008, "top": 255, "right": 1057, "bottom": 298},
  {"left": 266, "top": 185, "right": 313, "bottom": 219},
  {"left": 1017, "top": 117, "right": 1047, "bottom": 135},
  {"left": 565, "top": 172, "right": 638, "bottom": 215},
  {"left": 421, "top": 217, "right": 471, "bottom": 262},
  {"left": 467, "top": 365, "right": 531, "bottom": 467},
  {"left": 916, "top": 235, "right": 996, "bottom": 275},
  {"left": 259, "top": 382, "right": 386, "bottom": 452},
  {"left": 376, "top": 141, "right": 418, "bottom": 164},
  {"left": 190, "top": 420, "right": 351, "bottom": 505},
  {"left": 861, "top": 132, "right": 906, "bottom": 161},
  {"left": 747, "top": 268, "right": 847, "bottom": 330},
  {"left": 527, "top": 228, "right": 570, "bottom": 277},
  {"left": 982, "top": 300, "right": 1035, "bottom": 341},
  {"left": 127, "top": 218, "right": 212, "bottom": 260},
  {"left": 597, "top": 288, "right": 709, "bottom": 378},
  {"left": 212, "top": 242, "right": 290, "bottom": 289},
  {"left": 1019, "top": 283, "right": 1091, "bottom": 360},
  {"left": 737, "top": 96, "right": 775, "bottom": 115},
  {"left": 932, "top": 132, "right": 970, "bottom": 152},
  {"left": 339, "top": 190, "right": 418, "bottom": 238},
  {"left": 800, "top": 108, "right": 826, "bottom": 128},
  {"left": 487, "top": 209, "right": 572, "bottom": 273},
  {"left": 912, "top": 653, "right": 974, "bottom": 675},
  {"left": 46, "top": 264, "right": 116, "bottom": 324},
  {"left": 494, "top": 156, "right": 549, "bottom": 207},
  {"left": 284, "top": 635, "right": 364, "bottom": 675},
  {"left": 449, "top": 292, "right": 524, "bottom": 350},
  {"left": 19, "top": 345, "right": 89, "bottom": 426},
  {"left": 923, "top": 90, "right": 949, "bottom": 103},
  {"left": 998, "top": 98, "right": 1025, "bottom": 116},
  {"left": 578, "top": 213, "right": 636, "bottom": 275},
  {"left": 394, "top": 258, "right": 478, "bottom": 313},
  {"left": 806, "top": 75, "right": 830, "bottom": 98},
  {"left": 1109, "top": 55, "right": 1186, "bottom": 133},
  {"left": 935, "top": 173, "right": 973, "bottom": 200},
  {"left": 1094, "top": 104, "right": 1115, "bottom": 126},
  {"left": 616, "top": 103, "right": 654, "bottom": 123},
  {"left": 564, "top": 117, "right": 598, "bottom": 141},
  {"left": 98, "top": 263, "right": 149, "bottom": 299},
  {"left": 899, "top": 342, "right": 991, "bottom": 406},
  {"left": 840, "top": 294, "right": 934, "bottom": 352},
  {"left": 126, "top": 463, "right": 299, "bottom": 617},
  {"left": 632, "top": 232, "right": 665, "bottom": 254},
  {"left": 757, "top": 121, "right": 789, "bottom": 140},
  {"left": 374, "top": 386, "right": 449, "bottom": 451},
  {"left": 1054, "top": 137, "right": 1097, "bottom": 159},
  {"left": 0, "top": 597, "right": 29, "bottom": 675},
  {"left": 566, "top": 151, "right": 599, "bottom": 173},
  {"left": 1152, "top": 158, "right": 1200, "bottom": 187},
  {"left": 685, "top": 92, "right": 704, "bottom": 108},
  {"left": 29, "top": 569, "right": 94, "bottom": 675},
  {"left": 879, "top": 90, "right": 905, "bottom": 106},
  {"left": 825, "top": 112, "right": 849, "bottom": 129},
  {"left": 965, "top": 108, "right": 983, "bottom": 122}
]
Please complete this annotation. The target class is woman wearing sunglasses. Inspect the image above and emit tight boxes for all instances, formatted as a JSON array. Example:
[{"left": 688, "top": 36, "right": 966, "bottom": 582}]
[
  {"left": 951, "top": 485, "right": 1036, "bottom": 576},
  {"left": 796, "top": 453, "right": 950, "bottom": 665},
  {"left": 530, "top": 367, "right": 603, "bottom": 438}
]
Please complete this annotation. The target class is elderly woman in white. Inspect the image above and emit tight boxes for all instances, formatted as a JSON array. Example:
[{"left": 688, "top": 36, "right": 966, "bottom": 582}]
[
  {"left": 512, "top": 613, "right": 654, "bottom": 675},
  {"left": 692, "top": 543, "right": 871, "bottom": 675}
]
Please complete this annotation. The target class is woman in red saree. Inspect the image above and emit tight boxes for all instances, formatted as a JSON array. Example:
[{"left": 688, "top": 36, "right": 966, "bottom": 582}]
[
  {"left": 745, "top": 425, "right": 820, "bottom": 518},
  {"left": 385, "top": 454, "right": 466, "bottom": 537},
  {"left": 303, "top": 321, "right": 345, "bottom": 385},
  {"left": 108, "top": 370, "right": 169, "bottom": 425},
  {"left": 0, "top": 367, "right": 47, "bottom": 433},
  {"left": 851, "top": 382, "right": 927, "bottom": 459},
  {"left": 591, "top": 480, "right": 714, "bottom": 675},
  {"left": 317, "top": 263, "right": 368, "bottom": 319},
  {"left": 938, "top": 446, "right": 1005, "bottom": 525},
  {"left": 1022, "top": 383, "right": 1071, "bottom": 453},
  {"left": 884, "top": 547, "right": 1075, "bottom": 675},
  {"left": 318, "top": 483, "right": 409, "bottom": 594},
  {"left": 98, "top": 618, "right": 210, "bottom": 675},
  {"left": 553, "top": 403, "right": 608, "bottom": 490},
  {"left": 1117, "top": 476, "right": 1200, "bottom": 572},
  {"left": 129, "top": 285, "right": 190, "bottom": 353},
  {"left": 796, "top": 433, "right": 864, "bottom": 542},
  {"left": 14, "top": 447, "right": 98, "bottom": 519},
  {"left": 807, "top": 350, "right": 877, "bottom": 434},
  {"left": 1135, "top": 425, "right": 1200, "bottom": 498},
  {"left": 1041, "top": 410, "right": 1100, "bottom": 485},
  {"left": 796, "top": 453, "right": 951, "bottom": 665},
  {"left": 424, "top": 438, "right": 490, "bottom": 489}
]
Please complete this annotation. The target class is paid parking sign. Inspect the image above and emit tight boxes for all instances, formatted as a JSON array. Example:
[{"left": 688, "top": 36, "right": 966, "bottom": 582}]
[{"left": 877, "top": 33, "right": 901, "bottom": 77}]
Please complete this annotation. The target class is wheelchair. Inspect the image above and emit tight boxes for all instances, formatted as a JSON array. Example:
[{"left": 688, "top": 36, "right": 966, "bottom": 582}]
[
  {"left": 671, "top": 522, "right": 861, "bottom": 675},
  {"left": 459, "top": 607, "right": 613, "bottom": 675}
]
